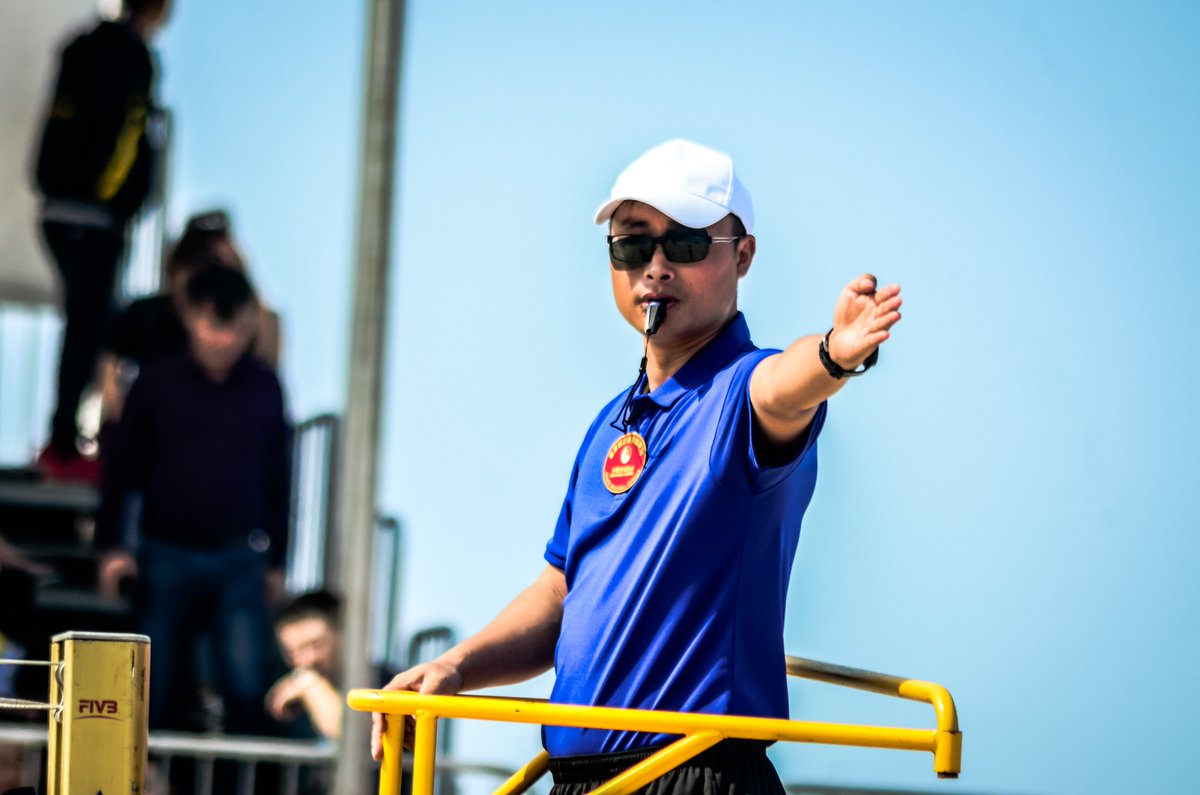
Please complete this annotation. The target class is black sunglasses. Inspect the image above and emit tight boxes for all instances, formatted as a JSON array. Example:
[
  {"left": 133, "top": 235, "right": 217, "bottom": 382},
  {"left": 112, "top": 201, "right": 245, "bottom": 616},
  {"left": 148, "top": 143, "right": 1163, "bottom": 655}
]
[{"left": 607, "top": 232, "right": 744, "bottom": 271}]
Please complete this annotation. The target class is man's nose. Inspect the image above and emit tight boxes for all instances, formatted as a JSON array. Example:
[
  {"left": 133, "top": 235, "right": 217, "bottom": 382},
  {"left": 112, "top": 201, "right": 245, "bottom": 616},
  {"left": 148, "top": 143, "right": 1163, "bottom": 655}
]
[{"left": 643, "top": 245, "right": 675, "bottom": 281}]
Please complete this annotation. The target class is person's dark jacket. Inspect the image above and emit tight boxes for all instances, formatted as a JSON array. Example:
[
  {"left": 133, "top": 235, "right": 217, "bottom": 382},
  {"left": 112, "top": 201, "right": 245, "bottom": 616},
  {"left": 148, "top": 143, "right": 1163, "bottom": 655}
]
[
  {"left": 95, "top": 351, "right": 293, "bottom": 568},
  {"left": 34, "top": 20, "right": 159, "bottom": 223}
]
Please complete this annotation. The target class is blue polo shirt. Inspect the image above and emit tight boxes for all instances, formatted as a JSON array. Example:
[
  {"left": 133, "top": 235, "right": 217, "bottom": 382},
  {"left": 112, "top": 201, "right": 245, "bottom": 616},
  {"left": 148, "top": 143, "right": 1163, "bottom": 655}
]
[{"left": 543, "top": 313, "right": 826, "bottom": 756}]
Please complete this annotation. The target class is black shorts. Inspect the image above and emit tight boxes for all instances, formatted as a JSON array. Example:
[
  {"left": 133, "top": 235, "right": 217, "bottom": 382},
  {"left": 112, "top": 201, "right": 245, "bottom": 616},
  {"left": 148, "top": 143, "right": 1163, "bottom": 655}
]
[{"left": 547, "top": 739, "right": 785, "bottom": 795}]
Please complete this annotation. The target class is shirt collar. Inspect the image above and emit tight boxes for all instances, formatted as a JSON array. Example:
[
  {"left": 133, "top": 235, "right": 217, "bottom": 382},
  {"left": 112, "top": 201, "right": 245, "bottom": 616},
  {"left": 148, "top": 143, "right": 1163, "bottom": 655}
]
[{"left": 630, "top": 312, "right": 756, "bottom": 415}]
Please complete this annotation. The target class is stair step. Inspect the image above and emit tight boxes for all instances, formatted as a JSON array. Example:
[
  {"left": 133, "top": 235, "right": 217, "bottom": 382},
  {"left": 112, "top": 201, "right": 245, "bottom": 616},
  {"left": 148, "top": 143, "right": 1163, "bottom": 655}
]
[
  {"left": 35, "top": 585, "right": 129, "bottom": 617},
  {"left": 0, "top": 479, "right": 99, "bottom": 511}
]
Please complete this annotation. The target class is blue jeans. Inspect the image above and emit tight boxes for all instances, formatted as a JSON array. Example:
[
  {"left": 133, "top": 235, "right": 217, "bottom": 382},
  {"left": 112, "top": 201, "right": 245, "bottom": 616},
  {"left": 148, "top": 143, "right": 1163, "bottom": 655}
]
[{"left": 136, "top": 538, "right": 275, "bottom": 734}]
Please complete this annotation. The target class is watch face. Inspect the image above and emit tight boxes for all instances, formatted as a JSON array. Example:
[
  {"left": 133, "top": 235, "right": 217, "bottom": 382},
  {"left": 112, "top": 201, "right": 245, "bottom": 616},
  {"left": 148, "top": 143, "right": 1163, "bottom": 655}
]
[{"left": 602, "top": 432, "right": 647, "bottom": 494}]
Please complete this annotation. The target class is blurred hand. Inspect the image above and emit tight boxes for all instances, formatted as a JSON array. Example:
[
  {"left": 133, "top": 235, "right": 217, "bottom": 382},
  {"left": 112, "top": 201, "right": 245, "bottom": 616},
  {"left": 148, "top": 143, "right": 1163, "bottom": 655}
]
[
  {"left": 98, "top": 550, "right": 137, "bottom": 599},
  {"left": 264, "top": 567, "right": 288, "bottom": 606},
  {"left": 265, "top": 669, "right": 315, "bottom": 721},
  {"left": 0, "top": 535, "right": 53, "bottom": 577},
  {"left": 370, "top": 661, "right": 463, "bottom": 761}
]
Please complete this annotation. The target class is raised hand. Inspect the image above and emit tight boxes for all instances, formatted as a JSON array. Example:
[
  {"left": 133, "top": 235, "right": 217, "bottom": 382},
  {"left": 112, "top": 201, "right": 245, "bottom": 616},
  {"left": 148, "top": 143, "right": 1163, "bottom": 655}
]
[{"left": 827, "top": 274, "right": 902, "bottom": 369}]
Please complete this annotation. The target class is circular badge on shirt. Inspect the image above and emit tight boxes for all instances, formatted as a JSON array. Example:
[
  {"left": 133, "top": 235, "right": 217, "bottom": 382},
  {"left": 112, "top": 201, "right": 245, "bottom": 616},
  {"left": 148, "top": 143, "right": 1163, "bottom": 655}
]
[{"left": 603, "top": 432, "right": 647, "bottom": 494}]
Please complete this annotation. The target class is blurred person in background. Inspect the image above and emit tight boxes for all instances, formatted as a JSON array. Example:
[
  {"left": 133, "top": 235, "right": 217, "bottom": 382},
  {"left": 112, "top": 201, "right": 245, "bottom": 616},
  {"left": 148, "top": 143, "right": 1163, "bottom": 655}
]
[
  {"left": 267, "top": 590, "right": 399, "bottom": 795},
  {"left": 101, "top": 208, "right": 282, "bottom": 423},
  {"left": 32, "top": 0, "right": 170, "bottom": 482},
  {"left": 266, "top": 590, "right": 346, "bottom": 740},
  {"left": 94, "top": 266, "right": 291, "bottom": 735}
]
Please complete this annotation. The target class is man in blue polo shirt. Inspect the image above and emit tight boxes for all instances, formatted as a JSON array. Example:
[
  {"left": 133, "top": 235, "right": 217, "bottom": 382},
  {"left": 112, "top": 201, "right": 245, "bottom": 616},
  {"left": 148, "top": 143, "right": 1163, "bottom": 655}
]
[{"left": 373, "top": 139, "right": 903, "bottom": 793}]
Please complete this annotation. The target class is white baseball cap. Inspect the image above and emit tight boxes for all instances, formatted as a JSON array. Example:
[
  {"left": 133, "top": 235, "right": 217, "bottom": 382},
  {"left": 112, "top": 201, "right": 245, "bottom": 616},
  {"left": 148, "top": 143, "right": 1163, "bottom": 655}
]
[{"left": 594, "top": 138, "right": 754, "bottom": 233}]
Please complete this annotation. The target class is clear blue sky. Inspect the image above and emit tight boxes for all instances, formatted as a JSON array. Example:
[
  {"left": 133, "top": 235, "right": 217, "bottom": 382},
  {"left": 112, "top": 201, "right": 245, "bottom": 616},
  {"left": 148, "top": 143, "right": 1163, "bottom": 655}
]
[{"left": 156, "top": 2, "right": 1199, "bottom": 793}]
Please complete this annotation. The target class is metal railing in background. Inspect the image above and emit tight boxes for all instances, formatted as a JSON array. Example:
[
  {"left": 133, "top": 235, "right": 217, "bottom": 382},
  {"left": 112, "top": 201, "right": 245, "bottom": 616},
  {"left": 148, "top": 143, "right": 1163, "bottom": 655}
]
[
  {"left": 285, "top": 418, "right": 410, "bottom": 672},
  {"left": 118, "top": 109, "right": 171, "bottom": 301},
  {"left": 0, "top": 625, "right": 473, "bottom": 795},
  {"left": 0, "top": 725, "right": 519, "bottom": 795},
  {"left": 371, "top": 516, "right": 403, "bottom": 663},
  {"left": 0, "top": 302, "right": 59, "bottom": 465},
  {"left": 147, "top": 732, "right": 335, "bottom": 795},
  {"left": 406, "top": 626, "right": 455, "bottom": 671},
  {"left": 286, "top": 413, "right": 342, "bottom": 594}
]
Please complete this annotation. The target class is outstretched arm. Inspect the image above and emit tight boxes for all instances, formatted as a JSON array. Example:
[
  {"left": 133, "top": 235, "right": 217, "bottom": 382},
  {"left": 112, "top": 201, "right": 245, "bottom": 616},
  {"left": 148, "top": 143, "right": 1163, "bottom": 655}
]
[
  {"left": 750, "top": 274, "right": 902, "bottom": 448},
  {"left": 370, "top": 564, "right": 567, "bottom": 759}
]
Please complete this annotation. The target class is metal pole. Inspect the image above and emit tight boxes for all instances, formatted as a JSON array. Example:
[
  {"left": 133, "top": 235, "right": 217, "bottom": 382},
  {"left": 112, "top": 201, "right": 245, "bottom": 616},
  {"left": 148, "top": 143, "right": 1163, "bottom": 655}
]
[{"left": 334, "top": 0, "right": 405, "bottom": 793}]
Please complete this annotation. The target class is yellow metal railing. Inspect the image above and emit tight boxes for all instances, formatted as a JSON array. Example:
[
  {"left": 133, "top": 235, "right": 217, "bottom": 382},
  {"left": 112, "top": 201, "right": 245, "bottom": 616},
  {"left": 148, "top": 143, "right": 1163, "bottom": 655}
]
[{"left": 348, "top": 655, "right": 961, "bottom": 795}]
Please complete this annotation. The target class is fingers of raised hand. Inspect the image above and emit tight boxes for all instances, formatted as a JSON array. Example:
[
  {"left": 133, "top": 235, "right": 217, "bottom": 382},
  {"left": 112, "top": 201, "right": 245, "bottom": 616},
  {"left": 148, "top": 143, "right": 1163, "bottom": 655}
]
[
  {"left": 873, "top": 283, "right": 900, "bottom": 304},
  {"left": 845, "top": 274, "right": 877, "bottom": 297},
  {"left": 404, "top": 714, "right": 418, "bottom": 748},
  {"left": 382, "top": 666, "right": 428, "bottom": 693},
  {"left": 373, "top": 670, "right": 418, "bottom": 760},
  {"left": 872, "top": 313, "right": 900, "bottom": 335},
  {"left": 370, "top": 713, "right": 385, "bottom": 760},
  {"left": 370, "top": 712, "right": 413, "bottom": 759},
  {"left": 860, "top": 284, "right": 901, "bottom": 332},
  {"left": 371, "top": 662, "right": 463, "bottom": 759},
  {"left": 873, "top": 292, "right": 902, "bottom": 326}
]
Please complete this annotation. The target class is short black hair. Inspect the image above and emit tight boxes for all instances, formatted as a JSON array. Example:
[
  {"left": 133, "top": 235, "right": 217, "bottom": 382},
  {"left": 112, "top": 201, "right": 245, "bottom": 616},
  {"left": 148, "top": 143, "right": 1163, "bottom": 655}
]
[
  {"left": 274, "top": 589, "right": 341, "bottom": 630},
  {"left": 184, "top": 266, "right": 256, "bottom": 321}
]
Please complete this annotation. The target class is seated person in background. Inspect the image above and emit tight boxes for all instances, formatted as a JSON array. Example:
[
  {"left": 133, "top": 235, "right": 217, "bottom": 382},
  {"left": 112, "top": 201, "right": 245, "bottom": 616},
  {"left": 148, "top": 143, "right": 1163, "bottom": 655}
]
[
  {"left": 95, "top": 266, "right": 292, "bottom": 734},
  {"left": 266, "top": 590, "right": 345, "bottom": 740}
]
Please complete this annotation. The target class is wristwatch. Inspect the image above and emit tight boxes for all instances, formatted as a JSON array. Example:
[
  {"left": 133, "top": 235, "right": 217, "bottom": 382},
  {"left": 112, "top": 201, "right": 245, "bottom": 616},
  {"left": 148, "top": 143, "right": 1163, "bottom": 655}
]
[{"left": 818, "top": 329, "right": 878, "bottom": 379}]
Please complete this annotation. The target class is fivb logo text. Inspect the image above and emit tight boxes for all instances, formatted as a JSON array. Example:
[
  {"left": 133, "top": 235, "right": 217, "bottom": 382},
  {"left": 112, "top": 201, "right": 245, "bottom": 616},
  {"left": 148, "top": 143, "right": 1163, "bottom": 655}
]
[{"left": 77, "top": 698, "right": 121, "bottom": 720}]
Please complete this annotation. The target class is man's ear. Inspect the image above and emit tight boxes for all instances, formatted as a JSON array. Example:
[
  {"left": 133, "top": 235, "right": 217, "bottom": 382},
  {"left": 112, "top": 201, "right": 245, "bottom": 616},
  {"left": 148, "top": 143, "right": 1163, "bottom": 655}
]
[{"left": 736, "top": 235, "right": 756, "bottom": 278}]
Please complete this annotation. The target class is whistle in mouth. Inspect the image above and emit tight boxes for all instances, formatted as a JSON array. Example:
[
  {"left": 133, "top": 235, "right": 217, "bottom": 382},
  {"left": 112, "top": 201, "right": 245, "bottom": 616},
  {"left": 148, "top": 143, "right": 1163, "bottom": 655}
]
[{"left": 644, "top": 300, "right": 667, "bottom": 336}]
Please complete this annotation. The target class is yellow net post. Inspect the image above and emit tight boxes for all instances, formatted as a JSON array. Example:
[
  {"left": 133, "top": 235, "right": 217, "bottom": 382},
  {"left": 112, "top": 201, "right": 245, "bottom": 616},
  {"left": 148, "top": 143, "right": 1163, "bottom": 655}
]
[{"left": 46, "top": 631, "right": 150, "bottom": 795}]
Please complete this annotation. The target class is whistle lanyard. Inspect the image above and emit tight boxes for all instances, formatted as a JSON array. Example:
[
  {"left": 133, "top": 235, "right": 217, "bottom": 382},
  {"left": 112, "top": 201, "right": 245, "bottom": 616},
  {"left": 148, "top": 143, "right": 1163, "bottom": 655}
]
[{"left": 610, "top": 338, "right": 651, "bottom": 435}]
